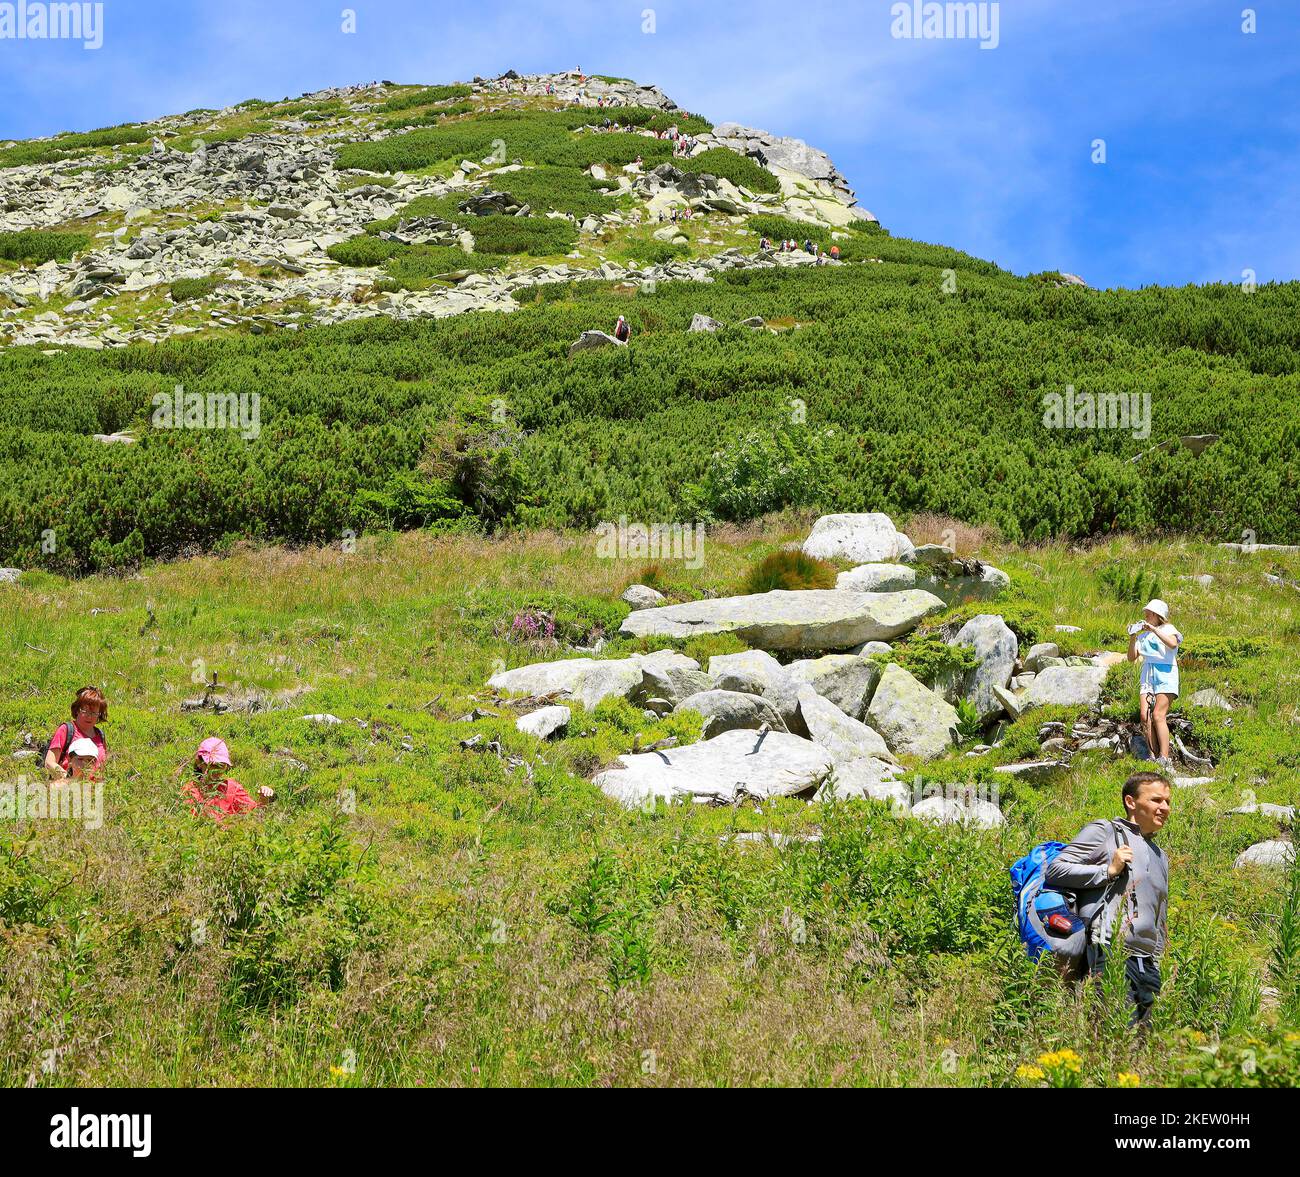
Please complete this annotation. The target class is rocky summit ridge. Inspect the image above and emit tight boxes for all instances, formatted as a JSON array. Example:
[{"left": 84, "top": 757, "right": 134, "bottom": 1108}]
[{"left": 0, "top": 70, "right": 875, "bottom": 350}]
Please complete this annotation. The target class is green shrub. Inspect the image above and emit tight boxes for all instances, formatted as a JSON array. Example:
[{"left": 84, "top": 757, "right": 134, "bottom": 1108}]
[
  {"left": 1180, "top": 637, "right": 1268, "bottom": 668},
  {"left": 422, "top": 399, "right": 532, "bottom": 528},
  {"left": 626, "top": 238, "right": 689, "bottom": 266},
  {"left": 494, "top": 165, "right": 613, "bottom": 220},
  {"left": 352, "top": 469, "right": 470, "bottom": 531},
  {"left": 170, "top": 276, "right": 224, "bottom": 302},
  {"left": 889, "top": 635, "right": 978, "bottom": 687},
  {"left": 0, "top": 231, "right": 91, "bottom": 264},
  {"left": 1098, "top": 563, "right": 1161, "bottom": 605},
  {"left": 379, "top": 84, "right": 473, "bottom": 112},
  {"left": 0, "top": 122, "right": 150, "bottom": 168},
  {"left": 327, "top": 235, "right": 409, "bottom": 267},
  {"left": 684, "top": 425, "right": 831, "bottom": 523},
  {"left": 679, "top": 148, "right": 779, "bottom": 195},
  {"left": 467, "top": 214, "right": 576, "bottom": 257},
  {"left": 210, "top": 820, "right": 376, "bottom": 1011},
  {"left": 742, "top": 549, "right": 837, "bottom": 593},
  {"left": 383, "top": 247, "right": 501, "bottom": 290}
]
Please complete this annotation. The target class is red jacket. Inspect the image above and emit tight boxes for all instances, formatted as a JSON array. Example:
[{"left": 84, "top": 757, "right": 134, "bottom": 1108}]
[{"left": 184, "top": 778, "right": 260, "bottom": 822}]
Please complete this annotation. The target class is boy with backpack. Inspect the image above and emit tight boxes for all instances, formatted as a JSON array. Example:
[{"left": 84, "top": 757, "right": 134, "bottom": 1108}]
[{"left": 1013, "top": 771, "right": 1171, "bottom": 1028}]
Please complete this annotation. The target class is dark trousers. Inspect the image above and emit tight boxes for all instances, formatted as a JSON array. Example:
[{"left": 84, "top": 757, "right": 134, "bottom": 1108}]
[{"left": 1087, "top": 945, "right": 1161, "bottom": 1028}]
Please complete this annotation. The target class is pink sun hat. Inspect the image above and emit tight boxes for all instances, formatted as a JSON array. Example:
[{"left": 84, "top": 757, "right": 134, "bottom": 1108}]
[{"left": 195, "top": 737, "right": 232, "bottom": 766}]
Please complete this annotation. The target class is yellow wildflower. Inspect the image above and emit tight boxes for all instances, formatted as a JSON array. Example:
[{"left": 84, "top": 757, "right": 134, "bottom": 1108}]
[
  {"left": 1037, "top": 1048, "right": 1083, "bottom": 1073},
  {"left": 1016, "top": 1064, "right": 1045, "bottom": 1082},
  {"left": 1117, "top": 1072, "right": 1141, "bottom": 1088}
]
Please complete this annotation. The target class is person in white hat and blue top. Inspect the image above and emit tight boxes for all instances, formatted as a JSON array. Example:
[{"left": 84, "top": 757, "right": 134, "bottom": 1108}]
[{"left": 1126, "top": 598, "right": 1182, "bottom": 769}]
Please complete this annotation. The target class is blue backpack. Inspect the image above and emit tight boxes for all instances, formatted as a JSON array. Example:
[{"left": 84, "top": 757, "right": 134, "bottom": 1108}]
[{"left": 1010, "top": 824, "right": 1127, "bottom": 978}]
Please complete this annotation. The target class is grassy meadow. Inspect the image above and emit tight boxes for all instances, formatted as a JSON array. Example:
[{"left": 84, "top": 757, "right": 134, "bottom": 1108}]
[{"left": 2, "top": 515, "right": 1298, "bottom": 1087}]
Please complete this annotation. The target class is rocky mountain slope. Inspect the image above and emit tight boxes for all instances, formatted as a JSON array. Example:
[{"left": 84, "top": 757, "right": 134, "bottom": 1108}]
[{"left": 0, "top": 71, "right": 875, "bottom": 350}]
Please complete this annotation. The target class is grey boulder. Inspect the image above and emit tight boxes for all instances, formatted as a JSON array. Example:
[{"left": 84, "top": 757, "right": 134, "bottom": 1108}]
[
  {"left": 707, "top": 649, "right": 804, "bottom": 733},
  {"left": 785, "top": 653, "right": 882, "bottom": 719},
  {"left": 1023, "top": 665, "right": 1109, "bottom": 709},
  {"left": 568, "top": 330, "right": 625, "bottom": 357},
  {"left": 620, "top": 588, "right": 945, "bottom": 651},
  {"left": 516, "top": 705, "right": 571, "bottom": 739},
  {"left": 621, "top": 583, "right": 665, "bottom": 610},
  {"left": 948, "top": 614, "right": 1018, "bottom": 722},
  {"left": 798, "top": 685, "right": 896, "bottom": 765},
  {"left": 1233, "top": 841, "right": 1296, "bottom": 869},
  {"left": 866, "top": 663, "right": 959, "bottom": 760},
  {"left": 675, "top": 689, "right": 788, "bottom": 737},
  {"left": 836, "top": 563, "right": 917, "bottom": 593}
]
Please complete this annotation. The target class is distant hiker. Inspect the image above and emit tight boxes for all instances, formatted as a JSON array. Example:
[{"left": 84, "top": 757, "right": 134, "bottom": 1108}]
[
  {"left": 613, "top": 315, "right": 630, "bottom": 343},
  {"left": 830, "top": 244, "right": 841, "bottom": 260},
  {"left": 1127, "top": 598, "right": 1181, "bottom": 768},
  {"left": 44, "top": 686, "right": 109, "bottom": 779},
  {"left": 182, "top": 737, "right": 274, "bottom": 822},
  {"left": 802, "top": 238, "right": 814, "bottom": 254},
  {"left": 1045, "top": 771, "right": 1171, "bottom": 1028}
]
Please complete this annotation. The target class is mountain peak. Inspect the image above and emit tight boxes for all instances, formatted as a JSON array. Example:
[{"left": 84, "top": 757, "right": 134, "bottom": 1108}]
[{"left": 0, "top": 71, "right": 876, "bottom": 349}]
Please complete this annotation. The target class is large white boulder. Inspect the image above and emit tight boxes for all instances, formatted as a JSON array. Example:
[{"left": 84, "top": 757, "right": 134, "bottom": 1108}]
[
  {"left": 802, "top": 513, "right": 901, "bottom": 563},
  {"left": 593, "top": 728, "right": 834, "bottom": 807},
  {"left": 866, "top": 663, "right": 959, "bottom": 760},
  {"left": 489, "top": 657, "right": 596, "bottom": 697},
  {"left": 911, "top": 795, "right": 1005, "bottom": 828},
  {"left": 619, "top": 589, "right": 945, "bottom": 651},
  {"left": 489, "top": 651, "right": 700, "bottom": 711}
]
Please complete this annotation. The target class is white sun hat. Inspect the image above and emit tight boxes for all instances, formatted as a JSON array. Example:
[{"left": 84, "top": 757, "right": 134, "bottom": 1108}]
[
  {"left": 68, "top": 737, "right": 99, "bottom": 759},
  {"left": 1144, "top": 599, "right": 1170, "bottom": 620}
]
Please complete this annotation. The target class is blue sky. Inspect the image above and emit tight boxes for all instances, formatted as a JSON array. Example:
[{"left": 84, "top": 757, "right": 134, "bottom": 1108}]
[{"left": 2, "top": 0, "right": 1297, "bottom": 289}]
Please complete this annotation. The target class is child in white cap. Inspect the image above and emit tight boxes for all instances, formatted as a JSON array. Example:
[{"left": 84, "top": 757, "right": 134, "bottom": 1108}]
[
  {"left": 1126, "top": 598, "right": 1182, "bottom": 768},
  {"left": 64, "top": 737, "right": 102, "bottom": 781}
]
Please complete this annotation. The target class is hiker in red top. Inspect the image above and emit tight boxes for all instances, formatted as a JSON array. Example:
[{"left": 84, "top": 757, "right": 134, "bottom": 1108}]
[
  {"left": 613, "top": 315, "right": 630, "bottom": 342},
  {"left": 830, "top": 244, "right": 840, "bottom": 261},
  {"left": 182, "top": 737, "right": 274, "bottom": 822},
  {"left": 45, "top": 686, "right": 109, "bottom": 779}
]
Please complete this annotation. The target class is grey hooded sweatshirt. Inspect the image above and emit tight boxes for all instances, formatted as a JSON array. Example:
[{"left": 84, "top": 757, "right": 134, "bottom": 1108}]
[{"left": 1043, "top": 817, "right": 1168, "bottom": 959}]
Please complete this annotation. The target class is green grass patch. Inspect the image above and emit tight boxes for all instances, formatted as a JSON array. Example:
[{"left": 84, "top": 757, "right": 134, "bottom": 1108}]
[{"left": 0, "top": 230, "right": 91, "bottom": 264}]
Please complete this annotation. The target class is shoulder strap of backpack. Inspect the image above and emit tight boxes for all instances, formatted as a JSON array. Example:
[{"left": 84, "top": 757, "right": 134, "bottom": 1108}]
[
  {"left": 1084, "top": 820, "right": 1130, "bottom": 940},
  {"left": 55, "top": 721, "right": 76, "bottom": 766}
]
